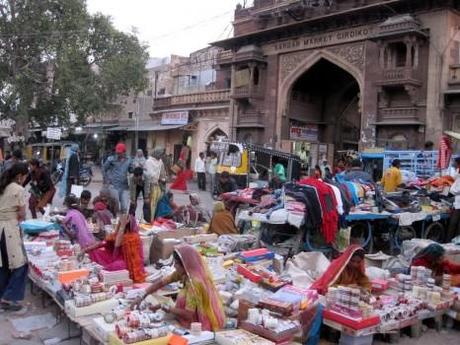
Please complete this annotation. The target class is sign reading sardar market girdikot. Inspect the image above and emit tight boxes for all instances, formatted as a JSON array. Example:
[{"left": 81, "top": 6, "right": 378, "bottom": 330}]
[{"left": 266, "top": 25, "right": 374, "bottom": 54}]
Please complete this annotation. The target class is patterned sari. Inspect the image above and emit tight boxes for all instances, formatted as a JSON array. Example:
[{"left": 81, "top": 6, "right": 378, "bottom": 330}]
[{"left": 173, "top": 244, "right": 225, "bottom": 331}]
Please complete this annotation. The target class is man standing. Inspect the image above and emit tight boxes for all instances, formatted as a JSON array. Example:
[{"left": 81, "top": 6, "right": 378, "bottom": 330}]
[
  {"left": 195, "top": 152, "right": 206, "bottom": 191},
  {"left": 102, "top": 143, "right": 132, "bottom": 214},
  {"left": 24, "top": 159, "right": 55, "bottom": 218},
  {"left": 345, "top": 159, "right": 374, "bottom": 183},
  {"left": 129, "top": 167, "right": 151, "bottom": 222},
  {"left": 208, "top": 152, "right": 218, "bottom": 195},
  {"left": 381, "top": 159, "right": 403, "bottom": 193},
  {"left": 2, "top": 149, "right": 23, "bottom": 172},
  {"left": 145, "top": 147, "right": 166, "bottom": 220},
  {"left": 448, "top": 157, "right": 460, "bottom": 241}
]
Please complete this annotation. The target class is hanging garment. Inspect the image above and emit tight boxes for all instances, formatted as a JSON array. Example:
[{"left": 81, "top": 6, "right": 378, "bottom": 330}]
[{"left": 298, "top": 178, "right": 339, "bottom": 244}]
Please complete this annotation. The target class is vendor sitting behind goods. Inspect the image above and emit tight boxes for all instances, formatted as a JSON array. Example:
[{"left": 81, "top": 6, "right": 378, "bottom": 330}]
[
  {"left": 411, "top": 243, "right": 460, "bottom": 286},
  {"left": 311, "top": 245, "right": 371, "bottom": 294},
  {"left": 216, "top": 171, "right": 238, "bottom": 196},
  {"left": 208, "top": 201, "right": 239, "bottom": 235},
  {"left": 131, "top": 244, "right": 225, "bottom": 331}
]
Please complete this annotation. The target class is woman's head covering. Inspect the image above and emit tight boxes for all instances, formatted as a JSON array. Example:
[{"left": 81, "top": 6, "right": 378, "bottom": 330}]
[
  {"left": 94, "top": 201, "right": 107, "bottom": 211},
  {"left": 213, "top": 201, "right": 226, "bottom": 213},
  {"left": 174, "top": 244, "right": 225, "bottom": 331},
  {"left": 189, "top": 193, "right": 200, "bottom": 205},
  {"left": 413, "top": 243, "right": 445, "bottom": 263},
  {"left": 311, "top": 245, "right": 364, "bottom": 295},
  {"left": 152, "top": 147, "right": 164, "bottom": 159}
]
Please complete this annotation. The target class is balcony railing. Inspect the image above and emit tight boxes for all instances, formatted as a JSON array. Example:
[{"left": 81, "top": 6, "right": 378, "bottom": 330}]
[
  {"left": 216, "top": 50, "right": 233, "bottom": 65},
  {"left": 237, "top": 112, "right": 265, "bottom": 127},
  {"left": 232, "top": 85, "right": 263, "bottom": 99},
  {"left": 154, "top": 89, "right": 230, "bottom": 109},
  {"left": 378, "top": 107, "right": 419, "bottom": 123}
]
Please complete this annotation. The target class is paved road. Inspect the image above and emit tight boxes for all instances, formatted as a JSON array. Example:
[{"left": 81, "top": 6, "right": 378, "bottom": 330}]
[{"left": 48, "top": 166, "right": 215, "bottom": 216}]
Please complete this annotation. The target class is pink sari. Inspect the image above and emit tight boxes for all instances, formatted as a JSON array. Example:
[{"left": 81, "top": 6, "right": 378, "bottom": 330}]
[{"left": 174, "top": 245, "right": 225, "bottom": 331}]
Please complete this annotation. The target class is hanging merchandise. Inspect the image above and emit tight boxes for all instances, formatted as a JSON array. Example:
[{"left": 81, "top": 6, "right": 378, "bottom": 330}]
[
  {"left": 186, "top": 135, "right": 193, "bottom": 148},
  {"left": 437, "top": 135, "right": 452, "bottom": 169},
  {"left": 298, "top": 177, "right": 339, "bottom": 244}
]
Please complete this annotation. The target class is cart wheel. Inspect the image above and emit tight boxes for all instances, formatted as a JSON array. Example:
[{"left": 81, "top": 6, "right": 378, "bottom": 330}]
[
  {"left": 305, "top": 227, "right": 331, "bottom": 252},
  {"left": 349, "top": 221, "right": 372, "bottom": 250},
  {"left": 423, "top": 222, "right": 444, "bottom": 242},
  {"left": 394, "top": 225, "right": 416, "bottom": 249}
]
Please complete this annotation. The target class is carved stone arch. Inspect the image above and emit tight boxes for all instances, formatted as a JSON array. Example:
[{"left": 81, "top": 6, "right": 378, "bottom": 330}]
[
  {"left": 205, "top": 126, "right": 228, "bottom": 142},
  {"left": 276, "top": 48, "right": 365, "bottom": 143}
]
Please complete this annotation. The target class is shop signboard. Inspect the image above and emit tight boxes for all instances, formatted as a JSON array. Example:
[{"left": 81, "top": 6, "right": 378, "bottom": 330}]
[
  {"left": 46, "top": 127, "right": 62, "bottom": 140},
  {"left": 161, "top": 111, "right": 189, "bottom": 125},
  {"left": 289, "top": 125, "right": 318, "bottom": 142}
]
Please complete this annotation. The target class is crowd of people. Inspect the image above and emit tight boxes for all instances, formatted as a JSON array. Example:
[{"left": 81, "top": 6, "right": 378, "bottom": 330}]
[{"left": 2, "top": 141, "right": 460, "bottom": 324}]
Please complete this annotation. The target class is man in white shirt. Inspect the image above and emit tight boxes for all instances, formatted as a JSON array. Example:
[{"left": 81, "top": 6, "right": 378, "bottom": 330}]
[
  {"left": 448, "top": 157, "right": 460, "bottom": 241},
  {"left": 208, "top": 152, "right": 218, "bottom": 195},
  {"left": 195, "top": 152, "right": 206, "bottom": 191}
]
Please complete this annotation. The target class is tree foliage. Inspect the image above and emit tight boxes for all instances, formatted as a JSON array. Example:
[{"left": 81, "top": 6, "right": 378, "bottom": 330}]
[{"left": 0, "top": 0, "right": 148, "bottom": 128}]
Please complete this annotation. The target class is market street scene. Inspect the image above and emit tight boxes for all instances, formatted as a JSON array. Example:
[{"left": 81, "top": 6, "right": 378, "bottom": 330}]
[{"left": 3, "top": 1, "right": 460, "bottom": 345}]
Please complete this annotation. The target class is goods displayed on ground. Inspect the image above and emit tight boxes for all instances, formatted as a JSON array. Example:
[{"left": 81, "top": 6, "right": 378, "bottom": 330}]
[{"left": 21, "top": 171, "right": 460, "bottom": 345}]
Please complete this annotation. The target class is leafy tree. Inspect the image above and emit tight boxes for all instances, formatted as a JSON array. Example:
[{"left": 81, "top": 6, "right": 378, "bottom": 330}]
[{"left": 0, "top": 0, "right": 148, "bottom": 132}]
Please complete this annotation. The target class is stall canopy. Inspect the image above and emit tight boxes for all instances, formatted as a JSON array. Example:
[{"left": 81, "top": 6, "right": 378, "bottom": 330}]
[
  {"left": 445, "top": 130, "right": 460, "bottom": 140},
  {"left": 108, "top": 122, "right": 185, "bottom": 132}
]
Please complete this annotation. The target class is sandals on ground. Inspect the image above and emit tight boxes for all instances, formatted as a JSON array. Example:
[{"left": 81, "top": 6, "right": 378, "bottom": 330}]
[{"left": 0, "top": 301, "right": 24, "bottom": 311}]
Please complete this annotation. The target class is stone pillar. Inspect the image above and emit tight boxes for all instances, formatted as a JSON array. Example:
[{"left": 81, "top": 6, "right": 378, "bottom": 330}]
[
  {"left": 379, "top": 43, "right": 386, "bottom": 69},
  {"left": 405, "top": 40, "right": 413, "bottom": 67},
  {"left": 230, "top": 63, "right": 237, "bottom": 140}
]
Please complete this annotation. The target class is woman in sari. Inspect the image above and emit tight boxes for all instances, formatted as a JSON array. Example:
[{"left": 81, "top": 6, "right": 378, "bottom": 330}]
[
  {"left": 97, "top": 214, "right": 146, "bottom": 283},
  {"left": 0, "top": 163, "right": 30, "bottom": 311},
  {"left": 208, "top": 201, "right": 238, "bottom": 235},
  {"left": 311, "top": 245, "right": 371, "bottom": 295},
  {"left": 61, "top": 197, "right": 145, "bottom": 282},
  {"left": 411, "top": 243, "right": 460, "bottom": 286},
  {"left": 173, "top": 194, "right": 210, "bottom": 225},
  {"left": 170, "top": 160, "right": 189, "bottom": 192},
  {"left": 155, "top": 191, "right": 178, "bottom": 219},
  {"left": 132, "top": 244, "right": 225, "bottom": 331}
]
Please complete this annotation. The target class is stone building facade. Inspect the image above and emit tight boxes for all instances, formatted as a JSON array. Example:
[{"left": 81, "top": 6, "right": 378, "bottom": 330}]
[
  {"left": 89, "top": 47, "right": 231, "bottom": 164},
  {"left": 213, "top": 0, "right": 460, "bottom": 157}
]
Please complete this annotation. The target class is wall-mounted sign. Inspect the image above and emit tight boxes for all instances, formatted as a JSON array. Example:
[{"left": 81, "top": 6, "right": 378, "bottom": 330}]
[
  {"left": 161, "top": 111, "right": 189, "bottom": 125},
  {"left": 289, "top": 125, "right": 318, "bottom": 142},
  {"left": 46, "top": 127, "right": 62, "bottom": 140}
]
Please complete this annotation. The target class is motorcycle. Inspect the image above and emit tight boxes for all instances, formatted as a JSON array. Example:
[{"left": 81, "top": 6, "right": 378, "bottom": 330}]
[{"left": 51, "top": 161, "right": 93, "bottom": 187}]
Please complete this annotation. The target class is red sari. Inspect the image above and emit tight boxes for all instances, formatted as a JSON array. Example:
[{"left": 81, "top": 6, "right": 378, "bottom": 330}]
[
  {"left": 170, "top": 169, "right": 193, "bottom": 192},
  {"left": 311, "top": 245, "right": 369, "bottom": 294}
]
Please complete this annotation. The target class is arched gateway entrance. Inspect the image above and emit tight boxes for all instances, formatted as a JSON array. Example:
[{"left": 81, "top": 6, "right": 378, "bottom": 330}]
[{"left": 279, "top": 52, "right": 364, "bottom": 158}]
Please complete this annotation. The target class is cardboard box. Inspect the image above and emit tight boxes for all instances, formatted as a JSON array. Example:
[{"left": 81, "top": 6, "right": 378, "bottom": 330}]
[{"left": 149, "top": 228, "right": 199, "bottom": 263}]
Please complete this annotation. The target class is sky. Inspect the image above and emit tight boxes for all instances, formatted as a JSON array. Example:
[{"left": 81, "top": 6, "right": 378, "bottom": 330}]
[{"left": 86, "top": 0, "right": 248, "bottom": 58}]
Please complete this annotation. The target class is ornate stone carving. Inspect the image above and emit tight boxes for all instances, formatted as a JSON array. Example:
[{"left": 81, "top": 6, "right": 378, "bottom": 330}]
[
  {"left": 279, "top": 51, "right": 314, "bottom": 82},
  {"left": 327, "top": 43, "right": 365, "bottom": 71}
]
